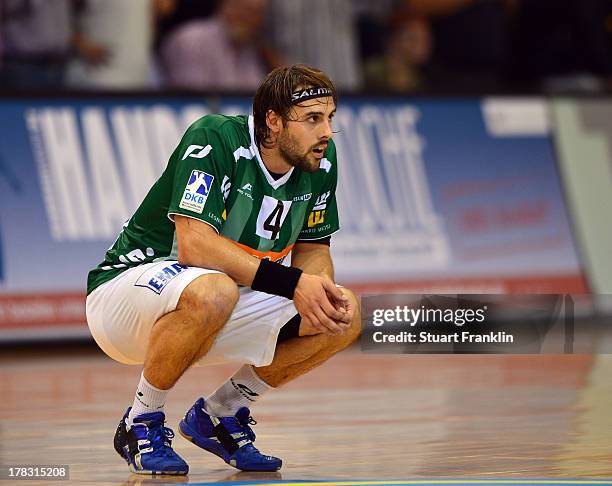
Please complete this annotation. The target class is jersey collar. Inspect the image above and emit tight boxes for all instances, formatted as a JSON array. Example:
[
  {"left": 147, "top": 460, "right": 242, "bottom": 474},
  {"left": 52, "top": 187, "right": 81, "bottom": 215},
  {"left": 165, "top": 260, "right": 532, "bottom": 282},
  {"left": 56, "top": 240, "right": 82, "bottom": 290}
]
[{"left": 248, "top": 115, "right": 294, "bottom": 189}]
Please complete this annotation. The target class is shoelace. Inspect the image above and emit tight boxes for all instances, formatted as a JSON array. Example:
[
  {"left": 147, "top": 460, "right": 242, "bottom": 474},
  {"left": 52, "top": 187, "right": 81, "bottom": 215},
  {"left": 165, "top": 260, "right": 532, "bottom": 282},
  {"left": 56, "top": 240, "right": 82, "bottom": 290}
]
[
  {"left": 146, "top": 425, "right": 177, "bottom": 458},
  {"left": 237, "top": 416, "right": 257, "bottom": 443},
  {"left": 221, "top": 415, "right": 257, "bottom": 444}
]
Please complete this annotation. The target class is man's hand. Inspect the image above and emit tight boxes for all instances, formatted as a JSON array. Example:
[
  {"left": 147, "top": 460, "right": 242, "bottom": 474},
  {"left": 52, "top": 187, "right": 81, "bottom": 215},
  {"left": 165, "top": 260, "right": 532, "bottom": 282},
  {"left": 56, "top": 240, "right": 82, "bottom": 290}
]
[
  {"left": 334, "top": 287, "right": 356, "bottom": 324},
  {"left": 293, "top": 274, "right": 349, "bottom": 335}
]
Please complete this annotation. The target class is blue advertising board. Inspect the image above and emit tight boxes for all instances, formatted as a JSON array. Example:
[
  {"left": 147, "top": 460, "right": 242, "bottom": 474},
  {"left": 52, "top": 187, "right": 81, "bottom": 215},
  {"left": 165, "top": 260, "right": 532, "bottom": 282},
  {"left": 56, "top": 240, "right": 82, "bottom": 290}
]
[{"left": 0, "top": 96, "right": 586, "bottom": 339}]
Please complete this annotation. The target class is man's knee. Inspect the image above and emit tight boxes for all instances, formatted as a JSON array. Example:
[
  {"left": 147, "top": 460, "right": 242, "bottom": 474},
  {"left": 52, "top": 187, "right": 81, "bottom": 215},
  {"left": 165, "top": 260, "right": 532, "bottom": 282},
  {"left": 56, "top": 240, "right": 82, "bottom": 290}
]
[{"left": 178, "top": 273, "right": 239, "bottom": 324}]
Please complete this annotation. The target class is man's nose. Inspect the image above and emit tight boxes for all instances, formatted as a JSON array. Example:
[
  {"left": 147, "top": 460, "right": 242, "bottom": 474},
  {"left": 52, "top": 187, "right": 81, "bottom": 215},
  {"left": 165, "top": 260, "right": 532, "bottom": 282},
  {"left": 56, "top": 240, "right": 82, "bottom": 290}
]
[{"left": 320, "top": 119, "right": 333, "bottom": 139}]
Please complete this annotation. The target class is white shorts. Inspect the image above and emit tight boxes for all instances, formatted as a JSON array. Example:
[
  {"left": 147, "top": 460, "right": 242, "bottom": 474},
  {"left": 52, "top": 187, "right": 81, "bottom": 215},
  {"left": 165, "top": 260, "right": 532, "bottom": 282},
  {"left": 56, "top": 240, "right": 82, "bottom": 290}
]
[{"left": 85, "top": 261, "right": 298, "bottom": 367}]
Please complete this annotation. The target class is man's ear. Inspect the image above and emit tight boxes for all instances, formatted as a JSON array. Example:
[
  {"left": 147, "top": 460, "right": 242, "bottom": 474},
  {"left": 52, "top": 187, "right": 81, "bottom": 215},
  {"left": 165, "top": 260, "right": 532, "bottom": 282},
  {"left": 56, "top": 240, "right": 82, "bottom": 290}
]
[{"left": 266, "top": 109, "right": 282, "bottom": 136}]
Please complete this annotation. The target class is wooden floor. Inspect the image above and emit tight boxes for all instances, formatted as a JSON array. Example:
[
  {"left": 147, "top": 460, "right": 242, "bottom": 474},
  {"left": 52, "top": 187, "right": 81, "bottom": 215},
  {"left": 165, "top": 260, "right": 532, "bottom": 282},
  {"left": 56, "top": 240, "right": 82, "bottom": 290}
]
[{"left": 1, "top": 345, "right": 612, "bottom": 485}]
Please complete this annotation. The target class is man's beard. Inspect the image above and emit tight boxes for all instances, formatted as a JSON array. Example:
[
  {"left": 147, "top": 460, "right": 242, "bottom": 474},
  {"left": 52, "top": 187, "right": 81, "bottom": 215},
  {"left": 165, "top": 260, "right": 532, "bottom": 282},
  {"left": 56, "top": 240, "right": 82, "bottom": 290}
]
[{"left": 277, "top": 132, "right": 319, "bottom": 173}]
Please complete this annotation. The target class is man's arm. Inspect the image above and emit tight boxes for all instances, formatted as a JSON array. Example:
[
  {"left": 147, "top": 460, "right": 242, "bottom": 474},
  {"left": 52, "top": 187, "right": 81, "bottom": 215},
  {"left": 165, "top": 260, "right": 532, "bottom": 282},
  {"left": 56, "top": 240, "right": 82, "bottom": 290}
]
[
  {"left": 292, "top": 241, "right": 356, "bottom": 333},
  {"left": 175, "top": 216, "right": 260, "bottom": 285},
  {"left": 175, "top": 216, "right": 349, "bottom": 334},
  {"left": 291, "top": 242, "right": 334, "bottom": 281}
]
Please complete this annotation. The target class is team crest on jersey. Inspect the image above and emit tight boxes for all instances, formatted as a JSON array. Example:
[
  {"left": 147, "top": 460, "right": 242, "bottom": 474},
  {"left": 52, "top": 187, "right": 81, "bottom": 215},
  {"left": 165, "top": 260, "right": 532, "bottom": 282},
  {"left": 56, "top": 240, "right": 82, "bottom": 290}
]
[{"left": 179, "top": 170, "right": 214, "bottom": 214}]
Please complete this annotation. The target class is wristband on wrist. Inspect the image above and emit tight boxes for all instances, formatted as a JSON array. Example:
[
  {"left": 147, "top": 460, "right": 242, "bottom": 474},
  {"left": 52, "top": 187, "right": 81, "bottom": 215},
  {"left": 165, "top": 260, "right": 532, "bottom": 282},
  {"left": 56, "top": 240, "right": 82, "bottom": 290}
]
[{"left": 251, "top": 259, "right": 303, "bottom": 299}]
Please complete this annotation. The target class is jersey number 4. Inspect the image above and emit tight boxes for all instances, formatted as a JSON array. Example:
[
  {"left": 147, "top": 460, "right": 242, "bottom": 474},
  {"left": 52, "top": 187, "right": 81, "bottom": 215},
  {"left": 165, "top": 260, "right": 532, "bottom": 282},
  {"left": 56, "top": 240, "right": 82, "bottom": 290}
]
[{"left": 256, "top": 196, "right": 293, "bottom": 240}]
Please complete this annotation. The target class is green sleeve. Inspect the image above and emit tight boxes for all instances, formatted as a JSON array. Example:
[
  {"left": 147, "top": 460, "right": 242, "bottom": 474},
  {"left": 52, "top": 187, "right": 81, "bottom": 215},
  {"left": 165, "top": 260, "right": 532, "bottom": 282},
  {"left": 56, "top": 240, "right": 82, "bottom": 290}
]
[
  {"left": 168, "top": 127, "right": 232, "bottom": 233},
  {"left": 298, "top": 147, "right": 340, "bottom": 240}
]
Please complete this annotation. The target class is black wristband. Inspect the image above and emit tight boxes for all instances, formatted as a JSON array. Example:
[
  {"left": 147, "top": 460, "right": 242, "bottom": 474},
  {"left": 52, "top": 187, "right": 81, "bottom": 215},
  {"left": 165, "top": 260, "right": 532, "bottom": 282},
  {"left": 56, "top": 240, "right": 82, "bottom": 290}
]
[{"left": 251, "top": 259, "right": 303, "bottom": 299}]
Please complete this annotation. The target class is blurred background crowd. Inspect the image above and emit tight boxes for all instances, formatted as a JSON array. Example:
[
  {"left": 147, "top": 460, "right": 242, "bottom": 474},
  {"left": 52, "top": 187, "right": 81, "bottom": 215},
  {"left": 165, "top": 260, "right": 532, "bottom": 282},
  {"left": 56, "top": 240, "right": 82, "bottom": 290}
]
[{"left": 1, "top": 0, "right": 611, "bottom": 93}]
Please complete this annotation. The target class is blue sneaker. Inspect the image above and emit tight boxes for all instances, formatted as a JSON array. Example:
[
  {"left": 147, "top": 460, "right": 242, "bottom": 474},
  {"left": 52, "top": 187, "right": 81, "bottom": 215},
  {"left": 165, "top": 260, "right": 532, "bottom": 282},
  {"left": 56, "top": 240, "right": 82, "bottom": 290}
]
[
  {"left": 179, "top": 398, "right": 282, "bottom": 472},
  {"left": 113, "top": 408, "right": 189, "bottom": 475}
]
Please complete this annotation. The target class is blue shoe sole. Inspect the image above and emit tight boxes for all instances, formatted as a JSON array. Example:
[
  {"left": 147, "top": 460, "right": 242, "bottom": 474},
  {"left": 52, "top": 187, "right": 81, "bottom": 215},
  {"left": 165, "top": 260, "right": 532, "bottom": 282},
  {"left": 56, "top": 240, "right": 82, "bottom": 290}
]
[
  {"left": 128, "top": 465, "right": 188, "bottom": 476},
  {"left": 178, "top": 419, "right": 280, "bottom": 472},
  {"left": 119, "top": 447, "right": 189, "bottom": 476}
]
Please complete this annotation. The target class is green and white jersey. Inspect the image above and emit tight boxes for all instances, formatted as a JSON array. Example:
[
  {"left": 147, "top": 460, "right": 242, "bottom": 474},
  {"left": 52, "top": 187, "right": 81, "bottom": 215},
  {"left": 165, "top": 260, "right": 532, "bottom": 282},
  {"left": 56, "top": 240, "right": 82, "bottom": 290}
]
[{"left": 87, "top": 115, "right": 339, "bottom": 295}]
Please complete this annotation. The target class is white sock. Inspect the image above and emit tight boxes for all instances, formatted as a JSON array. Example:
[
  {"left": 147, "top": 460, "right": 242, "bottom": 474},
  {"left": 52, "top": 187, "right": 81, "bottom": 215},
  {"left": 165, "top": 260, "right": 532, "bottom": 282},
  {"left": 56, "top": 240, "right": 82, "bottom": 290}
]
[
  {"left": 127, "top": 372, "right": 170, "bottom": 426},
  {"left": 205, "top": 365, "right": 274, "bottom": 417}
]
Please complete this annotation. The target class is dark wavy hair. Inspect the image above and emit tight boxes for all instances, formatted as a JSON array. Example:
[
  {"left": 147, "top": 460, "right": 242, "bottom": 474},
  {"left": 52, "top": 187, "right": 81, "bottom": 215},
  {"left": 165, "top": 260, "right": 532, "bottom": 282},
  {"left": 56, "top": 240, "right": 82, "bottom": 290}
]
[{"left": 253, "top": 64, "right": 337, "bottom": 149}]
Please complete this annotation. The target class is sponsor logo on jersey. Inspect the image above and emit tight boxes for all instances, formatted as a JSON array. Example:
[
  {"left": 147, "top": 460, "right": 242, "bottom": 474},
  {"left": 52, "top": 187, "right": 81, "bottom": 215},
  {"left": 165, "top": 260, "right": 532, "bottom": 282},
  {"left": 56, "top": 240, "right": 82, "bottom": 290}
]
[
  {"left": 210, "top": 211, "right": 224, "bottom": 224},
  {"left": 308, "top": 210, "right": 326, "bottom": 227},
  {"left": 181, "top": 144, "right": 212, "bottom": 160},
  {"left": 221, "top": 175, "right": 231, "bottom": 201},
  {"left": 307, "top": 191, "right": 331, "bottom": 227},
  {"left": 179, "top": 170, "right": 214, "bottom": 214},
  {"left": 135, "top": 262, "right": 186, "bottom": 294},
  {"left": 293, "top": 193, "right": 312, "bottom": 202},
  {"left": 237, "top": 182, "right": 254, "bottom": 200},
  {"left": 303, "top": 222, "right": 332, "bottom": 234},
  {"left": 313, "top": 191, "right": 330, "bottom": 210}
]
